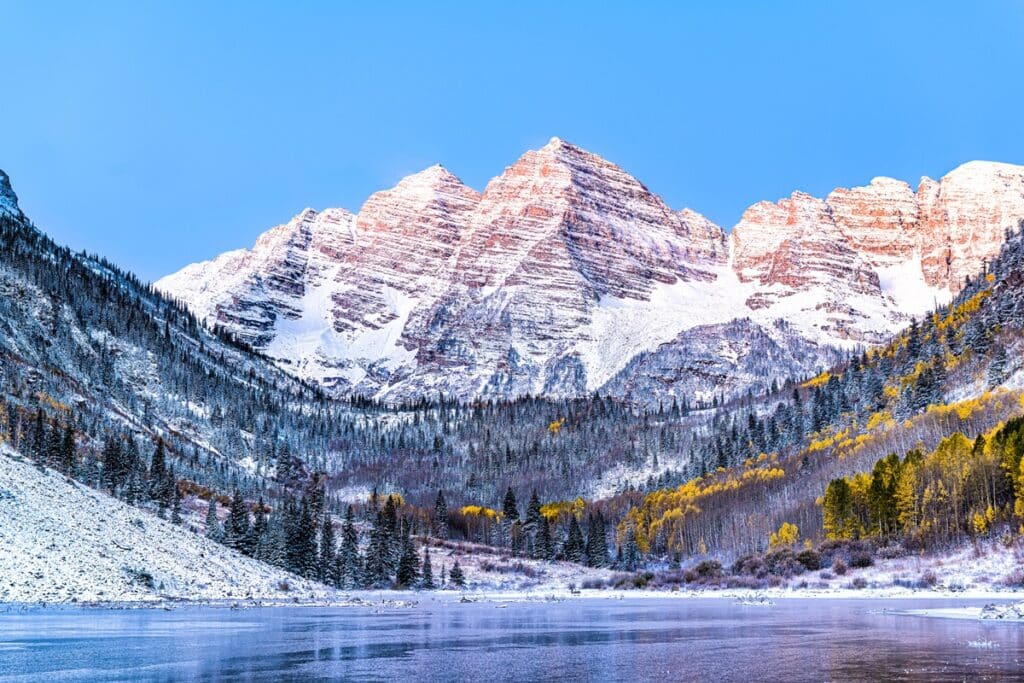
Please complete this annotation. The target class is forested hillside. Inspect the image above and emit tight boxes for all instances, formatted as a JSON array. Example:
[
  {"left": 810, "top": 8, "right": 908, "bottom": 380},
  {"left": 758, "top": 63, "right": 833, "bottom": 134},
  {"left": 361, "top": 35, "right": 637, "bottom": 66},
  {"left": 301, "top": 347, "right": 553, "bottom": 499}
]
[
  {"left": 610, "top": 225, "right": 1024, "bottom": 565},
  {"left": 3, "top": 162, "right": 1024, "bottom": 593}
]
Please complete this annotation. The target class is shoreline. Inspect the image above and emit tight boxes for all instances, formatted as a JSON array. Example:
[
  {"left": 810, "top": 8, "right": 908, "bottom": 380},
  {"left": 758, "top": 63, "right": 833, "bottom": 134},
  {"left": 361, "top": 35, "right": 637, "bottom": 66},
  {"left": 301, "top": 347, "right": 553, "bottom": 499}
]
[{"left": 2, "top": 584, "right": 1021, "bottom": 612}]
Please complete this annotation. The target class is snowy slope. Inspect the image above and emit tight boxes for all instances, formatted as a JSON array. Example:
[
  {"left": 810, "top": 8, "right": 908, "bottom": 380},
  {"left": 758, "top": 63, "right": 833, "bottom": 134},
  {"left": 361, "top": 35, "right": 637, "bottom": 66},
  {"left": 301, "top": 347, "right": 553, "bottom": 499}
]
[{"left": 0, "top": 445, "right": 335, "bottom": 604}]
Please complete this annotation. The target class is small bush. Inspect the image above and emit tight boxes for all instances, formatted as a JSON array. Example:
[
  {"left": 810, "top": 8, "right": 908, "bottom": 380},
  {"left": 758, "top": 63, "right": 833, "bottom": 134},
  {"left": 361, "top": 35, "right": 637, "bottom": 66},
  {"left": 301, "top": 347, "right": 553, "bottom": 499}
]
[
  {"left": 764, "top": 550, "right": 805, "bottom": 578},
  {"left": 725, "top": 575, "right": 766, "bottom": 590},
  {"left": 849, "top": 552, "right": 874, "bottom": 569},
  {"left": 732, "top": 554, "right": 767, "bottom": 578},
  {"left": 921, "top": 570, "right": 938, "bottom": 587},
  {"left": 580, "top": 578, "right": 606, "bottom": 590},
  {"left": 851, "top": 577, "right": 868, "bottom": 590},
  {"left": 795, "top": 550, "right": 821, "bottom": 571},
  {"left": 694, "top": 560, "right": 723, "bottom": 578},
  {"left": 819, "top": 571, "right": 834, "bottom": 580},
  {"left": 833, "top": 559, "right": 848, "bottom": 576},
  {"left": 277, "top": 580, "right": 291, "bottom": 592},
  {"left": 123, "top": 566, "right": 155, "bottom": 589},
  {"left": 633, "top": 571, "right": 654, "bottom": 589}
]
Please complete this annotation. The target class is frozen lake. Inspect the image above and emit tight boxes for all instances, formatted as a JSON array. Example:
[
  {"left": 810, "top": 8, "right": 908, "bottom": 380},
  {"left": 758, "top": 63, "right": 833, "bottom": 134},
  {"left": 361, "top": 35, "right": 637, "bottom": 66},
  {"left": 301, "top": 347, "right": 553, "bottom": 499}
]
[{"left": 1, "top": 598, "right": 1022, "bottom": 681}]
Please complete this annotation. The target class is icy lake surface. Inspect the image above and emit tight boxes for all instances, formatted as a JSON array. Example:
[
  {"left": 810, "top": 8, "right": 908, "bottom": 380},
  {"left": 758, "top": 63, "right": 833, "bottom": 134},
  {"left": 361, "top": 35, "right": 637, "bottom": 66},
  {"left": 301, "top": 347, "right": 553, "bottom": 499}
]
[{"left": 1, "top": 598, "right": 1023, "bottom": 681}]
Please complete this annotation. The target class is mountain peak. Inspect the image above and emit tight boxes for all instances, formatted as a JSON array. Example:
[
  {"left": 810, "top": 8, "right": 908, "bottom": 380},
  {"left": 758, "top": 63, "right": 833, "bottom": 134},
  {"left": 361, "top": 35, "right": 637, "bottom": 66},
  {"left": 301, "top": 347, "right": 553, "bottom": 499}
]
[
  {"left": 396, "top": 163, "right": 466, "bottom": 190},
  {"left": 0, "top": 169, "right": 25, "bottom": 222}
]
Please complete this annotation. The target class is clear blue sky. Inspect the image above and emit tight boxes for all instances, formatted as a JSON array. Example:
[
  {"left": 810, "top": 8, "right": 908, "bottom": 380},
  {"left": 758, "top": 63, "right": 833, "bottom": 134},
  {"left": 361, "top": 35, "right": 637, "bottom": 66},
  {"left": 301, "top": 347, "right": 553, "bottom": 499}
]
[{"left": 2, "top": 2, "right": 1023, "bottom": 281}]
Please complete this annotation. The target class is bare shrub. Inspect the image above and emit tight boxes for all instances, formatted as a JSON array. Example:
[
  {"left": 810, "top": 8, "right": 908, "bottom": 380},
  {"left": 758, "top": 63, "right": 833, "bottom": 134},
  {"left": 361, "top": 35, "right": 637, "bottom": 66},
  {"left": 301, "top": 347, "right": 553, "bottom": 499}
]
[{"left": 1002, "top": 568, "right": 1024, "bottom": 588}]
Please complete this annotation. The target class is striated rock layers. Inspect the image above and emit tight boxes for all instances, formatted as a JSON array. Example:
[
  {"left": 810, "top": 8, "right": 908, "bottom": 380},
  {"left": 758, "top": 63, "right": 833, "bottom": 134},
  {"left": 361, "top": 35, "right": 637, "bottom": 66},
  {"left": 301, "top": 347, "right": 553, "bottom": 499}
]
[{"left": 157, "top": 140, "right": 1024, "bottom": 404}]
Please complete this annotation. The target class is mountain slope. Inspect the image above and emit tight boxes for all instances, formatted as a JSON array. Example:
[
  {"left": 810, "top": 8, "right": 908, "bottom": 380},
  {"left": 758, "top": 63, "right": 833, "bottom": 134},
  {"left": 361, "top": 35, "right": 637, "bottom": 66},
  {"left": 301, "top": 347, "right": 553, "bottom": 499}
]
[
  {"left": 0, "top": 173, "right": 357, "bottom": 497},
  {"left": 0, "top": 444, "right": 333, "bottom": 603},
  {"left": 157, "top": 143, "right": 1024, "bottom": 404}
]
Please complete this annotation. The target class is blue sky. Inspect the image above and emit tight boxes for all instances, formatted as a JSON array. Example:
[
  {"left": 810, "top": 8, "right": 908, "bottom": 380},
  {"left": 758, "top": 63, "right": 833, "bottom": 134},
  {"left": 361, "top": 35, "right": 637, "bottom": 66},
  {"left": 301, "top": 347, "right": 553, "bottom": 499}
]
[{"left": 2, "top": 1, "right": 1023, "bottom": 281}]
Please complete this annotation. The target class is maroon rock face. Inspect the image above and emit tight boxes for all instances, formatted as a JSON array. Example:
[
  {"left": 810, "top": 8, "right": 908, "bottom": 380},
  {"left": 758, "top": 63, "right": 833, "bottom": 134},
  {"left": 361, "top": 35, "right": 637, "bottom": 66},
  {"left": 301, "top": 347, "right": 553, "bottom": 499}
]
[{"left": 156, "top": 142, "right": 1024, "bottom": 404}]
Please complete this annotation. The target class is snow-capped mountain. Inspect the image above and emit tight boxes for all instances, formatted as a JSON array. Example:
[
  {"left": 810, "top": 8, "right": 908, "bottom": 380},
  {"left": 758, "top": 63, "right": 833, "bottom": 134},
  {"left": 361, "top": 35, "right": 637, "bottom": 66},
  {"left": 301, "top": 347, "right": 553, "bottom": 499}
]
[{"left": 156, "top": 140, "right": 1024, "bottom": 403}]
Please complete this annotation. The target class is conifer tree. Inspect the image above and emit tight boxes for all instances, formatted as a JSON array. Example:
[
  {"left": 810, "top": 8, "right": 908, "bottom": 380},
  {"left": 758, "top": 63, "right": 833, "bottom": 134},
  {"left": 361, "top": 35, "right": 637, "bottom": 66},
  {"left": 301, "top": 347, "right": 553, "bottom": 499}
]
[
  {"left": 502, "top": 486, "right": 519, "bottom": 522},
  {"left": 622, "top": 527, "right": 640, "bottom": 570},
  {"left": 989, "top": 346, "right": 1008, "bottom": 387},
  {"left": 538, "top": 516, "right": 554, "bottom": 560},
  {"left": 224, "top": 489, "right": 250, "bottom": 552},
  {"left": 148, "top": 438, "right": 166, "bottom": 498},
  {"left": 420, "top": 547, "right": 435, "bottom": 589},
  {"left": 318, "top": 514, "right": 336, "bottom": 585},
  {"left": 205, "top": 497, "right": 222, "bottom": 541},
  {"left": 449, "top": 560, "right": 465, "bottom": 588},
  {"left": 562, "top": 516, "right": 585, "bottom": 564},
  {"left": 434, "top": 490, "right": 449, "bottom": 539},
  {"left": 171, "top": 483, "right": 182, "bottom": 525},
  {"left": 249, "top": 498, "right": 268, "bottom": 555},
  {"left": 59, "top": 422, "right": 76, "bottom": 474},
  {"left": 585, "top": 512, "right": 609, "bottom": 567},
  {"left": 524, "top": 490, "right": 543, "bottom": 557},
  {"left": 365, "top": 509, "right": 391, "bottom": 586},
  {"left": 339, "top": 505, "right": 360, "bottom": 588},
  {"left": 396, "top": 532, "right": 419, "bottom": 588}
]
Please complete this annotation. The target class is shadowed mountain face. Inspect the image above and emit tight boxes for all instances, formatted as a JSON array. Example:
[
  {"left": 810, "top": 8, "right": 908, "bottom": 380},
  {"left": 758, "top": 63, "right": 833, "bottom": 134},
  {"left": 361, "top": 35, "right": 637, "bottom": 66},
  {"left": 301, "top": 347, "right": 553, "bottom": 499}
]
[{"left": 156, "top": 141, "right": 1024, "bottom": 405}]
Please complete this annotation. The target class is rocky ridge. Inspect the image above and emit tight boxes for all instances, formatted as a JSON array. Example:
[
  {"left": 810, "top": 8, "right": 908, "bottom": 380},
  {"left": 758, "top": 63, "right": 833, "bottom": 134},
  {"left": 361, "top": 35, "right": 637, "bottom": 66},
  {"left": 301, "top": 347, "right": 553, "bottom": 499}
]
[{"left": 156, "top": 141, "right": 1024, "bottom": 404}]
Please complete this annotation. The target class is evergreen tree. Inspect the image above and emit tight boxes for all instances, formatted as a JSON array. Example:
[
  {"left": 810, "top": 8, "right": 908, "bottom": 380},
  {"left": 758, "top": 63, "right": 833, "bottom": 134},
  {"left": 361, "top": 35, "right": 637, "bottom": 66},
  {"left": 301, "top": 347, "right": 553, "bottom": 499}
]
[
  {"left": 502, "top": 486, "right": 519, "bottom": 522},
  {"left": 524, "top": 490, "right": 543, "bottom": 558},
  {"left": 585, "top": 512, "right": 609, "bottom": 567},
  {"left": 622, "top": 527, "right": 640, "bottom": 570},
  {"left": 224, "top": 489, "right": 250, "bottom": 552},
  {"left": 205, "top": 497, "right": 222, "bottom": 541},
  {"left": 537, "top": 516, "right": 554, "bottom": 560},
  {"left": 420, "top": 547, "right": 435, "bottom": 589},
  {"left": 365, "top": 509, "right": 392, "bottom": 586},
  {"left": 292, "top": 499, "right": 315, "bottom": 581},
  {"left": 339, "top": 505, "right": 360, "bottom": 589},
  {"left": 102, "top": 436, "right": 125, "bottom": 492},
  {"left": 59, "top": 422, "right": 76, "bottom": 474},
  {"left": 249, "top": 498, "right": 268, "bottom": 555},
  {"left": 434, "top": 490, "right": 449, "bottom": 539},
  {"left": 170, "top": 483, "right": 182, "bottom": 525},
  {"left": 396, "top": 532, "right": 420, "bottom": 588},
  {"left": 989, "top": 346, "right": 1009, "bottom": 387},
  {"left": 318, "top": 514, "right": 336, "bottom": 585},
  {"left": 562, "top": 516, "right": 585, "bottom": 564},
  {"left": 449, "top": 560, "right": 465, "bottom": 588},
  {"left": 126, "top": 471, "right": 144, "bottom": 506},
  {"left": 148, "top": 438, "right": 166, "bottom": 499}
]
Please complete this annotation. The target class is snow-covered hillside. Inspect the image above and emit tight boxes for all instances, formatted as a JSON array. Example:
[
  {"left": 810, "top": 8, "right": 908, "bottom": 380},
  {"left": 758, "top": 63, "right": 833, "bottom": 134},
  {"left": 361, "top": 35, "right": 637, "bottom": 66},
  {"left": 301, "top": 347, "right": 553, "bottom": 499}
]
[
  {"left": 157, "top": 141, "right": 1024, "bottom": 404},
  {"left": 0, "top": 444, "right": 335, "bottom": 604}
]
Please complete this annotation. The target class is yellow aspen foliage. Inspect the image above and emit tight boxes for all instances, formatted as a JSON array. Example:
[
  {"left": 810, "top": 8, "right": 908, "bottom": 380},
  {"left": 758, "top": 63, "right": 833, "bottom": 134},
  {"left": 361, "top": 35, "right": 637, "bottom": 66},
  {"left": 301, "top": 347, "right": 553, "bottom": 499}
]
[
  {"left": 769, "top": 522, "right": 799, "bottom": 549},
  {"left": 539, "top": 496, "right": 586, "bottom": 522},
  {"left": 461, "top": 505, "right": 500, "bottom": 520},
  {"left": 972, "top": 511, "right": 989, "bottom": 535},
  {"left": 802, "top": 371, "right": 832, "bottom": 389}
]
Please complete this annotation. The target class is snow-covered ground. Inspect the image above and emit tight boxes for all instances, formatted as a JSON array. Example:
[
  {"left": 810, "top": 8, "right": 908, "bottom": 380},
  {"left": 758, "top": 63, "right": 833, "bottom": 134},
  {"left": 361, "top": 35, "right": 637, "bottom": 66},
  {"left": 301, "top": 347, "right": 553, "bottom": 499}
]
[{"left": 0, "top": 444, "right": 338, "bottom": 605}]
